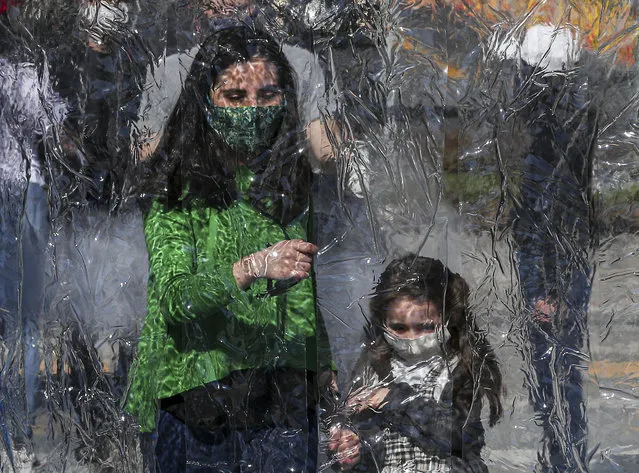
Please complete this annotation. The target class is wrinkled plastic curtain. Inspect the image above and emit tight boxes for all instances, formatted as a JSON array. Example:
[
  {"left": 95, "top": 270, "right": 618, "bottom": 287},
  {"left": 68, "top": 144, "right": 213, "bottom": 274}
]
[{"left": 0, "top": 0, "right": 638, "bottom": 472}]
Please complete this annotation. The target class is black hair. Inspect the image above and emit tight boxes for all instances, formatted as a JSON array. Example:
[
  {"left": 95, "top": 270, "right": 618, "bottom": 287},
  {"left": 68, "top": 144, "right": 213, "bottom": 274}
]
[
  {"left": 360, "top": 254, "right": 503, "bottom": 426},
  {"left": 145, "top": 25, "right": 310, "bottom": 226}
]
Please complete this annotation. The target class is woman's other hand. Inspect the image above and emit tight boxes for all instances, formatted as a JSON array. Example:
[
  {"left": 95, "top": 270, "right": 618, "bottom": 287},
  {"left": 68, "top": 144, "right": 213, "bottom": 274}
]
[
  {"left": 328, "top": 426, "right": 361, "bottom": 470},
  {"left": 233, "top": 239, "right": 318, "bottom": 289}
]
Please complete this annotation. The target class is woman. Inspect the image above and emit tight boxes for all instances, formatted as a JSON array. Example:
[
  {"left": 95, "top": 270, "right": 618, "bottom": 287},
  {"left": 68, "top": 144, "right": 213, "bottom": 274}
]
[
  {"left": 127, "top": 27, "right": 333, "bottom": 473},
  {"left": 329, "top": 255, "right": 503, "bottom": 472}
]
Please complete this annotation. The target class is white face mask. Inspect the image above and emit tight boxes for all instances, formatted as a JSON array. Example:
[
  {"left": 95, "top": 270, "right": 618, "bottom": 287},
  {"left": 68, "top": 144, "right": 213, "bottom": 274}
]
[{"left": 383, "top": 327, "right": 451, "bottom": 362}]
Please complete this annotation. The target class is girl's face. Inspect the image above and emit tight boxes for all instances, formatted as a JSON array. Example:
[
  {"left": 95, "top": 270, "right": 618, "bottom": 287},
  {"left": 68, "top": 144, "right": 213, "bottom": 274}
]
[
  {"left": 210, "top": 58, "right": 283, "bottom": 108},
  {"left": 384, "top": 297, "right": 442, "bottom": 340}
]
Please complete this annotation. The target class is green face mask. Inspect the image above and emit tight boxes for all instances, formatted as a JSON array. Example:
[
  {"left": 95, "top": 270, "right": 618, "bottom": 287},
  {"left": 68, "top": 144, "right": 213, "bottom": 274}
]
[{"left": 207, "top": 105, "right": 286, "bottom": 157}]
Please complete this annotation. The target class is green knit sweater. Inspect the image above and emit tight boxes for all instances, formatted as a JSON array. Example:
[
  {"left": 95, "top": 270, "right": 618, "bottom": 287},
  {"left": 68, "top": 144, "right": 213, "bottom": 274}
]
[{"left": 126, "top": 167, "right": 329, "bottom": 432}]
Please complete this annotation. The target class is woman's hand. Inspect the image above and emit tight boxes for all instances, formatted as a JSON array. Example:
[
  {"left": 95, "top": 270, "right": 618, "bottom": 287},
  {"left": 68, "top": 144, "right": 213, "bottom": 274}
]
[
  {"left": 328, "top": 426, "right": 361, "bottom": 470},
  {"left": 233, "top": 239, "right": 318, "bottom": 289}
]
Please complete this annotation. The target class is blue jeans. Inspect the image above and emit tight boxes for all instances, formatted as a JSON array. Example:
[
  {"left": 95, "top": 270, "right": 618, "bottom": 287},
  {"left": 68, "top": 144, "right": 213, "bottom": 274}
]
[
  {"left": 0, "top": 181, "right": 47, "bottom": 449},
  {"left": 513, "top": 65, "right": 595, "bottom": 473},
  {"left": 21, "top": 182, "right": 49, "bottom": 437},
  {"left": 517, "top": 248, "right": 590, "bottom": 473}
]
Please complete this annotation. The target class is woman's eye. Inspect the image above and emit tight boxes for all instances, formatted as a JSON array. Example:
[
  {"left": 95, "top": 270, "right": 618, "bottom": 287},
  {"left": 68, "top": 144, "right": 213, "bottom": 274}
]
[
  {"left": 258, "top": 88, "right": 281, "bottom": 102},
  {"left": 421, "top": 322, "right": 436, "bottom": 331},
  {"left": 223, "top": 91, "right": 247, "bottom": 102}
]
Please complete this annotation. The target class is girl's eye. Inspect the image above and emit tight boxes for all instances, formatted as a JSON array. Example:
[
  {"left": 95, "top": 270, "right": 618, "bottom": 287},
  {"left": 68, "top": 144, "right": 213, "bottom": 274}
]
[
  {"left": 421, "top": 322, "right": 436, "bottom": 331},
  {"left": 388, "top": 324, "right": 407, "bottom": 333}
]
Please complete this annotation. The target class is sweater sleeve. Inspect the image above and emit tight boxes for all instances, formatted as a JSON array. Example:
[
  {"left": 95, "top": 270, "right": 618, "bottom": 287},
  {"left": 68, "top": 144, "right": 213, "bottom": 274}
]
[
  {"left": 144, "top": 202, "right": 246, "bottom": 325},
  {"left": 378, "top": 380, "right": 486, "bottom": 459}
]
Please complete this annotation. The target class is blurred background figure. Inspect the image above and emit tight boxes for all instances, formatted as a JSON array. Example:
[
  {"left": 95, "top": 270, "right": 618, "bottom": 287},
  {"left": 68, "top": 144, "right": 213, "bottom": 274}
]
[
  {"left": 45, "top": 0, "right": 151, "bottom": 469},
  {"left": 2, "top": 0, "right": 152, "bottom": 470},
  {"left": 429, "top": 1, "right": 638, "bottom": 472},
  {"left": 507, "top": 24, "right": 596, "bottom": 473},
  {"left": 0, "top": 0, "right": 66, "bottom": 466},
  {"left": 50, "top": 0, "right": 147, "bottom": 209}
]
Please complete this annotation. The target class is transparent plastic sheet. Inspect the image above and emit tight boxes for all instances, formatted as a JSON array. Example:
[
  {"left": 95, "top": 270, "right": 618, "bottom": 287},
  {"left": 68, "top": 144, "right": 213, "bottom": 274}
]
[{"left": 0, "top": 1, "right": 637, "bottom": 472}]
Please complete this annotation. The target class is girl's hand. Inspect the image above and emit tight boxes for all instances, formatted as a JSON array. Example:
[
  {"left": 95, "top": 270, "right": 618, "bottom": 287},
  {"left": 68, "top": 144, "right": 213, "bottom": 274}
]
[
  {"left": 347, "top": 386, "right": 390, "bottom": 413},
  {"left": 233, "top": 239, "right": 318, "bottom": 289},
  {"left": 328, "top": 426, "right": 360, "bottom": 470}
]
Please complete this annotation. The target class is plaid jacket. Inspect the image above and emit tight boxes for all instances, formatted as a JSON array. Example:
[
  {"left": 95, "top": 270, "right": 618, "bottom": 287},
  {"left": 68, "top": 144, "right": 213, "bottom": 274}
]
[{"left": 348, "top": 356, "right": 488, "bottom": 473}]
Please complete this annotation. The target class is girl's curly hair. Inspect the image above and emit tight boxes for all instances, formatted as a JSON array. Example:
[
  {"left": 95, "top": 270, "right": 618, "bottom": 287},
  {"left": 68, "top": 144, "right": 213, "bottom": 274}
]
[{"left": 360, "top": 254, "right": 503, "bottom": 426}]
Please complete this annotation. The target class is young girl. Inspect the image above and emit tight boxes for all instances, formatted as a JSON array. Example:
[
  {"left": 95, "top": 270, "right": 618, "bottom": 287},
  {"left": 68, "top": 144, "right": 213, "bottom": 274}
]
[{"left": 329, "top": 255, "right": 503, "bottom": 473}]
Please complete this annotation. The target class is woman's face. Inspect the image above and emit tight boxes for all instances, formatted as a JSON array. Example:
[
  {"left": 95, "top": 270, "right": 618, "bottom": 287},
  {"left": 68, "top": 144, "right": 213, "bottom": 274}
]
[
  {"left": 210, "top": 58, "right": 283, "bottom": 108},
  {"left": 384, "top": 297, "right": 442, "bottom": 340}
]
